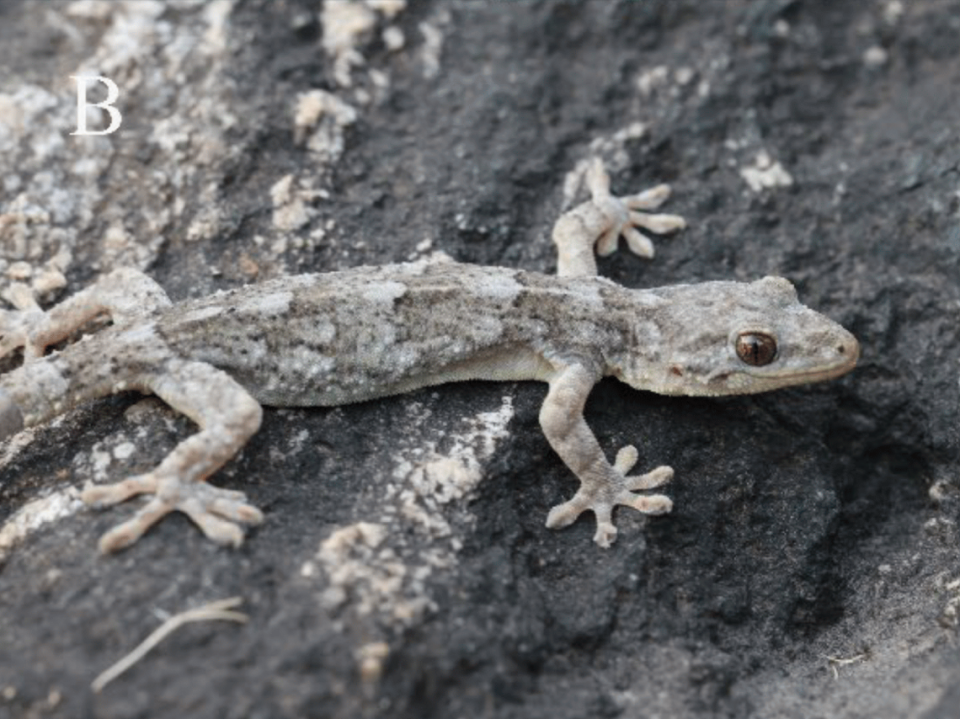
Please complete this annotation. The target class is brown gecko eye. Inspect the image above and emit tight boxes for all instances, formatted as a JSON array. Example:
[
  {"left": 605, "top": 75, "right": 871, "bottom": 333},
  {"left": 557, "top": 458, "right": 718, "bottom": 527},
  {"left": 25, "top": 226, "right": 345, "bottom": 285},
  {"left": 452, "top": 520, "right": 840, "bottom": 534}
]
[{"left": 735, "top": 332, "right": 777, "bottom": 366}]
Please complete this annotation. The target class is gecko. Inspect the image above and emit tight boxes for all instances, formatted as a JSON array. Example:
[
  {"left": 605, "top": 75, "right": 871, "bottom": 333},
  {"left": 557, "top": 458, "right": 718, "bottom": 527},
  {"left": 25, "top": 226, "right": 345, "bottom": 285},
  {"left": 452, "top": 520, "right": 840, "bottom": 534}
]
[{"left": 0, "top": 160, "right": 858, "bottom": 553}]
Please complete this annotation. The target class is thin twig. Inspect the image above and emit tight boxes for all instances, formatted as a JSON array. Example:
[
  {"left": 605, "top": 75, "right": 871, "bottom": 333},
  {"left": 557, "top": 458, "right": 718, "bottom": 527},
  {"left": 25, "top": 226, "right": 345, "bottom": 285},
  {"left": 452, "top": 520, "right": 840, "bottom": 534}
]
[
  {"left": 824, "top": 652, "right": 868, "bottom": 680},
  {"left": 91, "top": 597, "right": 248, "bottom": 693}
]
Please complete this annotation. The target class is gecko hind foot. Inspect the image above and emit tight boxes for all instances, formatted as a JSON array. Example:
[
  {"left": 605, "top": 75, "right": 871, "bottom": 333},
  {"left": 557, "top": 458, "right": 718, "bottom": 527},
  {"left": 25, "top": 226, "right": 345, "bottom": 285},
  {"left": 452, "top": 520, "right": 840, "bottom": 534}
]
[
  {"left": 82, "top": 474, "right": 264, "bottom": 553},
  {"left": 544, "top": 445, "right": 674, "bottom": 548}
]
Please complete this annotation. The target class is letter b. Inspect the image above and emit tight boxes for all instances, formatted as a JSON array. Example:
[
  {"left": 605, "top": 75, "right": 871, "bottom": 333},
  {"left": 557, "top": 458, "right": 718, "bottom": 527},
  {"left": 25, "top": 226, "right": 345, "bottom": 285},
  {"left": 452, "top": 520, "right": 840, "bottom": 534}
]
[{"left": 70, "top": 75, "right": 122, "bottom": 136}]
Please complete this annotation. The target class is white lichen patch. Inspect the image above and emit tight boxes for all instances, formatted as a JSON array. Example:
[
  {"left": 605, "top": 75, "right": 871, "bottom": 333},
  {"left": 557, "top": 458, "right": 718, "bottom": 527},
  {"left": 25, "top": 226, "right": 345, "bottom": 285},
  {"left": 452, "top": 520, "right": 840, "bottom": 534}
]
[
  {"left": 0, "top": 426, "right": 40, "bottom": 475},
  {"left": 0, "top": 488, "right": 84, "bottom": 563},
  {"left": 302, "top": 396, "right": 514, "bottom": 627},
  {"left": 863, "top": 45, "right": 889, "bottom": 68},
  {"left": 1, "top": 0, "right": 247, "bottom": 295},
  {"left": 321, "top": 0, "right": 379, "bottom": 87},
  {"left": 939, "top": 576, "right": 960, "bottom": 628},
  {"left": 559, "top": 124, "right": 649, "bottom": 207},
  {"left": 112, "top": 441, "right": 136, "bottom": 461},
  {"left": 740, "top": 150, "right": 794, "bottom": 192},
  {"left": 186, "top": 199, "right": 225, "bottom": 243},
  {"left": 71, "top": 422, "right": 163, "bottom": 483},
  {"left": 882, "top": 0, "right": 904, "bottom": 25},
  {"left": 382, "top": 25, "right": 404, "bottom": 51},
  {"left": 312, "top": 522, "right": 430, "bottom": 621},
  {"left": 270, "top": 175, "right": 317, "bottom": 233},
  {"left": 0, "top": 189, "right": 74, "bottom": 306},
  {"left": 0, "top": 242, "right": 68, "bottom": 307},
  {"left": 637, "top": 64, "right": 697, "bottom": 97},
  {"left": 637, "top": 65, "right": 670, "bottom": 96},
  {"left": 293, "top": 89, "right": 358, "bottom": 162},
  {"left": 418, "top": 18, "right": 445, "bottom": 79},
  {"left": 356, "top": 640, "right": 391, "bottom": 686},
  {"left": 320, "top": 0, "right": 408, "bottom": 88}
]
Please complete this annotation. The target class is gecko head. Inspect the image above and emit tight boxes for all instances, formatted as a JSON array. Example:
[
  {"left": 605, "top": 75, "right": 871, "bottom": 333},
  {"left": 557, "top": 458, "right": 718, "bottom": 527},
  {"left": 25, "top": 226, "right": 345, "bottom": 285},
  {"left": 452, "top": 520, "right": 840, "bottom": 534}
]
[{"left": 624, "top": 276, "right": 859, "bottom": 397}]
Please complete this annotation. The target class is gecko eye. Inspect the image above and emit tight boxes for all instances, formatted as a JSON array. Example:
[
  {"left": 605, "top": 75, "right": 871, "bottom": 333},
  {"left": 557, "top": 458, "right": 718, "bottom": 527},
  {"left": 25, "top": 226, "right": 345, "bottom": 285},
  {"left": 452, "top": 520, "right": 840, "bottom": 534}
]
[{"left": 735, "top": 332, "right": 777, "bottom": 366}]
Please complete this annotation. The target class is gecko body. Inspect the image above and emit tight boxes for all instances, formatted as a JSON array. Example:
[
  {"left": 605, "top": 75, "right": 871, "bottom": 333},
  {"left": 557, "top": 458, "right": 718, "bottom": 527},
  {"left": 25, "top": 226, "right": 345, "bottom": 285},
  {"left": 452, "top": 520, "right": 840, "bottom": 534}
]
[{"left": 0, "top": 161, "right": 858, "bottom": 552}]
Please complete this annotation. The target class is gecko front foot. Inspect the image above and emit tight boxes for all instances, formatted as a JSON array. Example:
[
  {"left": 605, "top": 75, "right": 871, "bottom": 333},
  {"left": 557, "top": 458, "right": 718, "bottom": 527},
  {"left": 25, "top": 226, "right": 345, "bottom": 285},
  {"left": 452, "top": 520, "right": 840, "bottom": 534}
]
[
  {"left": 585, "top": 158, "right": 687, "bottom": 259},
  {"left": 82, "top": 474, "right": 264, "bottom": 553},
  {"left": 552, "top": 158, "right": 686, "bottom": 277},
  {"left": 544, "top": 445, "right": 674, "bottom": 548}
]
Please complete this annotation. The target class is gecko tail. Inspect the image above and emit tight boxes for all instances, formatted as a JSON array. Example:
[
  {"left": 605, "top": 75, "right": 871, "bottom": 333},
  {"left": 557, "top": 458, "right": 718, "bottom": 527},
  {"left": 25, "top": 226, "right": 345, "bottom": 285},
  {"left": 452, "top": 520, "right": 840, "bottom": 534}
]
[{"left": 0, "top": 389, "right": 24, "bottom": 441}]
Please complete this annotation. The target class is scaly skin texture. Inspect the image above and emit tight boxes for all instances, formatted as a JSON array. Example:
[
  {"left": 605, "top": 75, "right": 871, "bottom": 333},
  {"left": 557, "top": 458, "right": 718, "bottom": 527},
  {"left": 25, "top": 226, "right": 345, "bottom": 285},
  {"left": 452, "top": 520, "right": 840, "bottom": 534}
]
[{"left": 0, "top": 160, "right": 858, "bottom": 552}]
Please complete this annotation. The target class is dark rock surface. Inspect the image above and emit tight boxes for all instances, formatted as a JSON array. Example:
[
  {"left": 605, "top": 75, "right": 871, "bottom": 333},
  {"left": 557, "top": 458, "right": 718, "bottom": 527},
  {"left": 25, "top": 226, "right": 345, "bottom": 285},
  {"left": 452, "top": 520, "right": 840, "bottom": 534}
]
[{"left": 0, "top": 1, "right": 958, "bottom": 717}]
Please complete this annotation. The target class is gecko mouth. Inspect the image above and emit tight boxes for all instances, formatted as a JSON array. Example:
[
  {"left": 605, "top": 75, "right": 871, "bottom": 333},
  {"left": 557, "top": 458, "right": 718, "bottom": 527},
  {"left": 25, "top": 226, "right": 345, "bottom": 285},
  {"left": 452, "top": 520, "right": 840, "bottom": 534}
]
[{"left": 774, "top": 361, "right": 856, "bottom": 384}]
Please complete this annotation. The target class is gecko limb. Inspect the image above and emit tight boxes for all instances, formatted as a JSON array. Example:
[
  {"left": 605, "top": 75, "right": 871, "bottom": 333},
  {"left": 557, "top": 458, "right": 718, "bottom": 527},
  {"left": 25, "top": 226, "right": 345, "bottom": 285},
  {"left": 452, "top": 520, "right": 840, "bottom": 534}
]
[
  {"left": 0, "top": 268, "right": 172, "bottom": 361},
  {"left": 81, "top": 360, "right": 264, "bottom": 552},
  {"left": 539, "top": 362, "right": 673, "bottom": 548}
]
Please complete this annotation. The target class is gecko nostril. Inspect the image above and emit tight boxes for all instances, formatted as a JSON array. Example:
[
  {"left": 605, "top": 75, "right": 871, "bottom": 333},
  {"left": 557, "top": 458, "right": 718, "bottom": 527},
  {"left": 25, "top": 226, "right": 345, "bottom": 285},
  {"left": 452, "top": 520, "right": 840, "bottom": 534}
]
[{"left": 837, "top": 345, "right": 845, "bottom": 354}]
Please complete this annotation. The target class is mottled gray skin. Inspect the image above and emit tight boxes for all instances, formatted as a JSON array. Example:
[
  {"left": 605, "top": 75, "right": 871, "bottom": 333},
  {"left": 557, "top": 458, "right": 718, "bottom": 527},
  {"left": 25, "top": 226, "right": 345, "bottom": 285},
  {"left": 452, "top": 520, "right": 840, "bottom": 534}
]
[
  {"left": 0, "top": 161, "right": 858, "bottom": 552},
  {"left": 157, "top": 263, "right": 854, "bottom": 404}
]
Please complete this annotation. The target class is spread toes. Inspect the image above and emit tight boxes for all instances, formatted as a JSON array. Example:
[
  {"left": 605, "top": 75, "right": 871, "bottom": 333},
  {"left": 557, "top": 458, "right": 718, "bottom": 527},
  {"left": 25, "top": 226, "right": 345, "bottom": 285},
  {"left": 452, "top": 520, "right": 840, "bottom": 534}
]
[{"left": 84, "top": 474, "right": 263, "bottom": 553}]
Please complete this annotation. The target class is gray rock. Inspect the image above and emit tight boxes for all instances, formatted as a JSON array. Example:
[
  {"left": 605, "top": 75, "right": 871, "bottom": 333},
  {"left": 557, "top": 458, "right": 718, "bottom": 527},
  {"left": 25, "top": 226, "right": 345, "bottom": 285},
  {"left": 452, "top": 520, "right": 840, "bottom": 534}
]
[{"left": 0, "top": 1, "right": 957, "bottom": 717}]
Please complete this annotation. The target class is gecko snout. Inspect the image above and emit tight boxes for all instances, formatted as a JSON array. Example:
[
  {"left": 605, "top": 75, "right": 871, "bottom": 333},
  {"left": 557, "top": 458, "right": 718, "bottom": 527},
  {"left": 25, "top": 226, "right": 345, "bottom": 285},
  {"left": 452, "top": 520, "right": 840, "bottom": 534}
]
[
  {"left": 835, "top": 330, "right": 860, "bottom": 369},
  {"left": 0, "top": 389, "right": 24, "bottom": 441}
]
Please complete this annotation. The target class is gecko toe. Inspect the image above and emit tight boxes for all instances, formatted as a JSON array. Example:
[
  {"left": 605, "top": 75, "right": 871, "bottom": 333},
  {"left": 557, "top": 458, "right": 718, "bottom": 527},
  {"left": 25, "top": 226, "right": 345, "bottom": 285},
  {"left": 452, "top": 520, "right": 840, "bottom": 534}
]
[
  {"left": 625, "top": 465, "right": 673, "bottom": 491},
  {"left": 182, "top": 508, "right": 247, "bottom": 547},
  {"left": 622, "top": 226, "right": 655, "bottom": 258},
  {"left": 629, "top": 210, "right": 687, "bottom": 235},
  {"left": 621, "top": 492, "right": 673, "bottom": 515},
  {"left": 545, "top": 494, "right": 591, "bottom": 529},
  {"left": 97, "top": 496, "right": 171, "bottom": 552},
  {"left": 208, "top": 495, "right": 264, "bottom": 525},
  {"left": 88, "top": 473, "right": 263, "bottom": 552},
  {"left": 99, "top": 525, "right": 142, "bottom": 554},
  {"left": 593, "top": 520, "right": 618, "bottom": 548},
  {"left": 171, "top": 481, "right": 263, "bottom": 546},
  {"left": 613, "top": 445, "right": 639, "bottom": 473},
  {"left": 623, "top": 184, "right": 672, "bottom": 210},
  {"left": 82, "top": 474, "right": 158, "bottom": 507}
]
